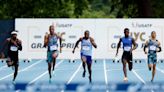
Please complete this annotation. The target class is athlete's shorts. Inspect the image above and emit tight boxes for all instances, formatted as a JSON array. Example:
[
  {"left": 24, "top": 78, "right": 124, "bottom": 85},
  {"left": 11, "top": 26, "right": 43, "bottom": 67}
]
[
  {"left": 81, "top": 53, "right": 92, "bottom": 65},
  {"left": 7, "top": 52, "right": 19, "bottom": 66},
  {"left": 148, "top": 53, "right": 157, "bottom": 64},
  {"left": 122, "top": 51, "right": 133, "bottom": 62},
  {"left": 47, "top": 50, "right": 59, "bottom": 63}
]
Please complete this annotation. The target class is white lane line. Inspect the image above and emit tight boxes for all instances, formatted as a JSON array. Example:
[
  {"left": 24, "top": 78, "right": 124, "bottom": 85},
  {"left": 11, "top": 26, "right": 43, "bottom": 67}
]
[
  {"left": 156, "top": 67, "right": 164, "bottom": 74},
  {"left": 132, "top": 69, "right": 146, "bottom": 84},
  {"left": 28, "top": 60, "right": 64, "bottom": 84},
  {"left": 133, "top": 69, "right": 155, "bottom": 92},
  {"left": 103, "top": 60, "right": 108, "bottom": 85},
  {"left": 0, "top": 59, "right": 43, "bottom": 81},
  {"left": 106, "top": 68, "right": 122, "bottom": 72},
  {"left": 67, "top": 63, "right": 82, "bottom": 84},
  {"left": 106, "top": 68, "right": 146, "bottom": 72},
  {"left": 61, "top": 63, "right": 82, "bottom": 92}
]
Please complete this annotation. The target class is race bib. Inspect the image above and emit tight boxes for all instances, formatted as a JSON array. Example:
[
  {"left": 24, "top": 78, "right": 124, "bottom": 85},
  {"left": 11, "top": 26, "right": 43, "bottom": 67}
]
[
  {"left": 149, "top": 45, "right": 156, "bottom": 51},
  {"left": 82, "top": 46, "right": 90, "bottom": 51},
  {"left": 50, "top": 45, "right": 58, "bottom": 51},
  {"left": 10, "top": 46, "right": 18, "bottom": 51},
  {"left": 124, "top": 46, "right": 131, "bottom": 51}
]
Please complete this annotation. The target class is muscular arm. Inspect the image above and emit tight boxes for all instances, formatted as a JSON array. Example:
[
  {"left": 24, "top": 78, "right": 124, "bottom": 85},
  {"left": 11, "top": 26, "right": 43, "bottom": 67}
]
[
  {"left": 72, "top": 38, "right": 82, "bottom": 53},
  {"left": 116, "top": 38, "right": 121, "bottom": 56},
  {"left": 57, "top": 34, "right": 62, "bottom": 53},
  {"left": 144, "top": 40, "right": 148, "bottom": 54},
  {"left": 10, "top": 38, "right": 22, "bottom": 51},
  {"left": 17, "top": 39, "right": 22, "bottom": 51},
  {"left": 58, "top": 32, "right": 65, "bottom": 48},
  {"left": 56, "top": 34, "right": 62, "bottom": 47},
  {"left": 43, "top": 33, "right": 49, "bottom": 47},
  {"left": 132, "top": 38, "right": 138, "bottom": 50},
  {"left": 157, "top": 41, "right": 162, "bottom": 52},
  {"left": 90, "top": 37, "right": 97, "bottom": 48}
]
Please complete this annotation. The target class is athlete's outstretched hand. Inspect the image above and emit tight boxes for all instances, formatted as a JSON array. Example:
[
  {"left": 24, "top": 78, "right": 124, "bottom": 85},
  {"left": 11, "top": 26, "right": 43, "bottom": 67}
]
[
  {"left": 43, "top": 44, "right": 46, "bottom": 48},
  {"left": 144, "top": 51, "right": 148, "bottom": 54},
  {"left": 72, "top": 50, "right": 75, "bottom": 54}
]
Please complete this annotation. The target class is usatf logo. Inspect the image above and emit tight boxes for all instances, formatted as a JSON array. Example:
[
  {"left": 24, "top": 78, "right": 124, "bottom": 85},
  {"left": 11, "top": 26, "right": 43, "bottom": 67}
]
[
  {"left": 132, "top": 22, "right": 152, "bottom": 28},
  {"left": 55, "top": 22, "right": 72, "bottom": 28}
]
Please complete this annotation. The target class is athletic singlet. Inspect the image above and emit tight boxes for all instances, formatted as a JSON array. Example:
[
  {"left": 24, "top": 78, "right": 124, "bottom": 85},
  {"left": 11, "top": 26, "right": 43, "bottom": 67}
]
[
  {"left": 8, "top": 39, "right": 19, "bottom": 54},
  {"left": 148, "top": 39, "right": 159, "bottom": 54},
  {"left": 48, "top": 35, "right": 58, "bottom": 51},
  {"left": 81, "top": 38, "right": 92, "bottom": 56},
  {"left": 121, "top": 36, "right": 133, "bottom": 52}
]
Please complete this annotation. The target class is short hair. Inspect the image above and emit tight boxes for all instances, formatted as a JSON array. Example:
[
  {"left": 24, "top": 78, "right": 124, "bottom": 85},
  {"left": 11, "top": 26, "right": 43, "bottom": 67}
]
[
  {"left": 151, "top": 31, "right": 156, "bottom": 35},
  {"left": 49, "top": 25, "right": 54, "bottom": 30},
  {"left": 124, "top": 28, "right": 129, "bottom": 32},
  {"left": 85, "top": 30, "right": 90, "bottom": 34}
]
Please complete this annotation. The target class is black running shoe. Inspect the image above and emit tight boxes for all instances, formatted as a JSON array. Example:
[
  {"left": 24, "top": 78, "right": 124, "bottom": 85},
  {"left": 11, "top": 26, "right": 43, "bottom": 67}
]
[
  {"left": 82, "top": 71, "right": 86, "bottom": 77},
  {"left": 89, "top": 76, "right": 92, "bottom": 83}
]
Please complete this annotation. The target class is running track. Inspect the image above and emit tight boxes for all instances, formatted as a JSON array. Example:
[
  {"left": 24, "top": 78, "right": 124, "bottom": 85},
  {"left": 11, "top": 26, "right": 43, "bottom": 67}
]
[{"left": 0, "top": 59, "right": 164, "bottom": 92}]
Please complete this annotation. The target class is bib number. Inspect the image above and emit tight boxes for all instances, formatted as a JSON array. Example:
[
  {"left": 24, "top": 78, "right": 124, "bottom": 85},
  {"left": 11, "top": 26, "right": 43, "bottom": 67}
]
[
  {"left": 82, "top": 46, "right": 90, "bottom": 51},
  {"left": 10, "top": 46, "right": 18, "bottom": 51},
  {"left": 124, "top": 46, "right": 131, "bottom": 51},
  {"left": 50, "top": 45, "right": 58, "bottom": 51},
  {"left": 149, "top": 45, "right": 156, "bottom": 51}
]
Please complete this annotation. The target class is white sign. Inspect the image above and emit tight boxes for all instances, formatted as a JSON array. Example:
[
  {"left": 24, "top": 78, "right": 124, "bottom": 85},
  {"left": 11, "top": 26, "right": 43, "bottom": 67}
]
[{"left": 15, "top": 19, "right": 164, "bottom": 60}]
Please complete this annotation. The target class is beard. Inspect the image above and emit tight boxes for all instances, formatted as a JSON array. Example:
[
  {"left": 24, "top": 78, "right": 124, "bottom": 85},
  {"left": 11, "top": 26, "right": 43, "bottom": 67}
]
[
  {"left": 125, "top": 35, "right": 129, "bottom": 38},
  {"left": 12, "top": 37, "right": 17, "bottom": 40}
]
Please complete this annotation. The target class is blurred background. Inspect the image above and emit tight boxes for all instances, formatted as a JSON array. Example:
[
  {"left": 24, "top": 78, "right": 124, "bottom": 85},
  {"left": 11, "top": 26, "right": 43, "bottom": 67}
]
[{"left": 0, "top": 0, "right": 164, "bottom": 18}]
